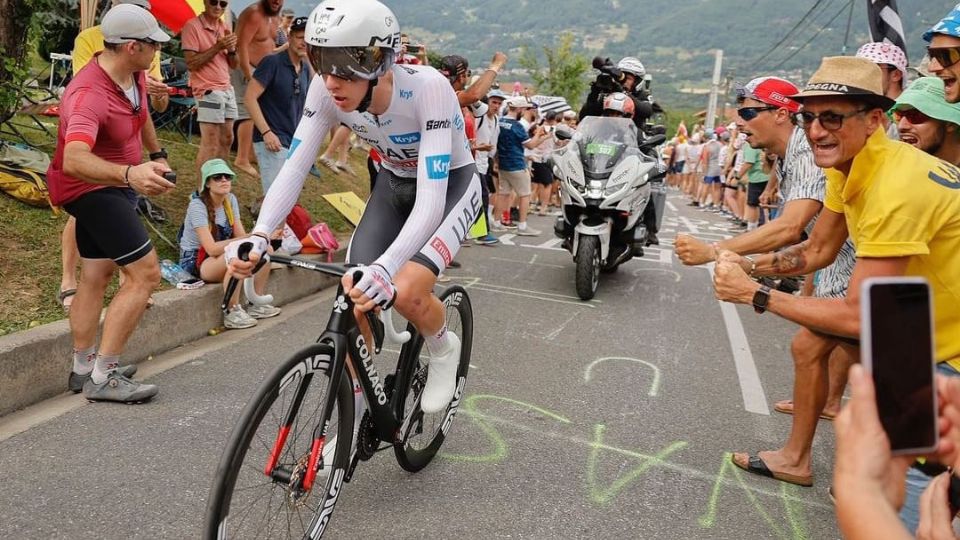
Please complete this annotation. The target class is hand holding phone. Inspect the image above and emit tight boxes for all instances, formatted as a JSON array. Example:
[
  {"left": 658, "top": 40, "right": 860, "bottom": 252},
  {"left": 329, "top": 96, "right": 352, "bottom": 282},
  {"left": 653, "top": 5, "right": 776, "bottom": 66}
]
[
  {"left": 861, "top": 277, "right": 938, "bottom": 455},
  {"left": 163, "top": 171, "right": 177, "bottom": 184}
]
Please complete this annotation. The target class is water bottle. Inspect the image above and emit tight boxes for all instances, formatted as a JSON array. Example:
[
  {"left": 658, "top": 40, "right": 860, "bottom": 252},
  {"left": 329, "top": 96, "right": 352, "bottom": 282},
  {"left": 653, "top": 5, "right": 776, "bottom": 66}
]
[{"left": 160, "top": 259, "right": 183, "bottom": 286}]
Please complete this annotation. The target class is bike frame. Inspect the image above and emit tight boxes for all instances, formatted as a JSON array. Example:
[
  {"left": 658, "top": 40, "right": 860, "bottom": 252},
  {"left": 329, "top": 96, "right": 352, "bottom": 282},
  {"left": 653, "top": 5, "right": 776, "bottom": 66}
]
[{"left": 231, "top": 254, "right": 423, "bottom": 492}]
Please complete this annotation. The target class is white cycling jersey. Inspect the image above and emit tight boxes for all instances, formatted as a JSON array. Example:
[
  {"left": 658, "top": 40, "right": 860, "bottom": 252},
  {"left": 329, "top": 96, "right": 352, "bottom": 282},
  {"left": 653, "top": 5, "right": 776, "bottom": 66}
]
[{"left": 252, "top": 63, "right": 475, "bottom": 277}]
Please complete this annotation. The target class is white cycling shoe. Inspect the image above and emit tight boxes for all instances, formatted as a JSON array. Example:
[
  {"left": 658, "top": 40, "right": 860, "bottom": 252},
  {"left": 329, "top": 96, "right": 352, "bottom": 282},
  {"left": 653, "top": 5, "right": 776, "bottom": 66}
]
[{"left": 421, "top": 333, "right": 461, "bottom": 414}]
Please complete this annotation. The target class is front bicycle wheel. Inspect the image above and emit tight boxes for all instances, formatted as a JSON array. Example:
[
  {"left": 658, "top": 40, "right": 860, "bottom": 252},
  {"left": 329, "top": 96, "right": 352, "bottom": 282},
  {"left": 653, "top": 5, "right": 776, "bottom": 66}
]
[
  {"left": 394, "top": 285, "right": 473, "bottom": 472},
  {"left": 204, "top": 343, "right": 354, "bottom": 539}
]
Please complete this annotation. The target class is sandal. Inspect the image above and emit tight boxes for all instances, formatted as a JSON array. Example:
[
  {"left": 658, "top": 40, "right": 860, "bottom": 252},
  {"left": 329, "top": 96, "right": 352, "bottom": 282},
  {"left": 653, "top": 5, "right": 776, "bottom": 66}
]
[
  {"left": 731, "top": 453, "right": 813, "bottom": 487},
  {"left": 773, "top": 399, "right": 837, "bottom": 421},
  {"left": 57, "top": 288, "right": 77, "bottom": 313}
]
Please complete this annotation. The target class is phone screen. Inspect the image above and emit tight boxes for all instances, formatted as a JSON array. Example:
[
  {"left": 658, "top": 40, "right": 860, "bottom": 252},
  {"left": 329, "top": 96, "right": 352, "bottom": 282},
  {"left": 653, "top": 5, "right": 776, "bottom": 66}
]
[{"left": 865, "top": 280, "right": 936, "bottom": 453}]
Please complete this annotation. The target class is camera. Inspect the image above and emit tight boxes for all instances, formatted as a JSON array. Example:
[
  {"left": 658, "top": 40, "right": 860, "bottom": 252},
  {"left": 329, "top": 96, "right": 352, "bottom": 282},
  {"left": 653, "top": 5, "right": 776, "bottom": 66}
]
[
  {"left": 163, "top": 171, "right": 177, "bottom": 184},
  {"left": 591, "top": 57, "right": 626, "bottom": 94}
]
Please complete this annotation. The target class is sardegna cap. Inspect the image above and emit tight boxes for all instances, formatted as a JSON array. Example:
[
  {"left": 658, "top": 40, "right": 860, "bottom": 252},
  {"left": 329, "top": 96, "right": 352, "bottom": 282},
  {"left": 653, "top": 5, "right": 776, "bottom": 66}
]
[{"left": 791, "top": 56, "right": 895, "bottom": 111}]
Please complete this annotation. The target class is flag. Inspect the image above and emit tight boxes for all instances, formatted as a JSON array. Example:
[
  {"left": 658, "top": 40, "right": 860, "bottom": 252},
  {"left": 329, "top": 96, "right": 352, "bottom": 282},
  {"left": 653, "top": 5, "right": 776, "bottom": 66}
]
[{"left": 865, "top": 0, "right": 907, "bottom": 59}]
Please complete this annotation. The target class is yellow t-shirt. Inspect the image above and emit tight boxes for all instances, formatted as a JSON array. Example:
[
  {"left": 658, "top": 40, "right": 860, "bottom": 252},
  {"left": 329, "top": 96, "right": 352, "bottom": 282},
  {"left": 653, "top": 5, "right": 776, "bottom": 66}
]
[
  {"left": 825, "top": 128, "right": 960, "bottom": 368},
  {"left": 72, "top": 26, "right": 162, "bottom": 80}
]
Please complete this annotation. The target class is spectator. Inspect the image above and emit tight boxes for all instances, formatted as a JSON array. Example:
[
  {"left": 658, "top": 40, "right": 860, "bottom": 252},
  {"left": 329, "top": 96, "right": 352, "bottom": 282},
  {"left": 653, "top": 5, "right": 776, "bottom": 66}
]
[
  {"left": 698, "top": 130, "right": 723, "bottom": 210},
  {"left": 926, "top": 4, "right": 960, "bottom": 104},
  {"left": 893, "top": 77, "right": 960, "bottom": 165},
  {"left": 473, "top": 89, "right": 505, "bottom": 245},
  {"left": 319, "top": 125, "right": 357, "bottom": 177},
  {"left": 48, "top": 4, "right": 174, "bottom": 403},
  {"left": 562, "top": 109, "right": 578, "bottom": 129},
  {"left": 72, "top": 0, "right": 169, "bottom": 113},
  {"left": 678, "top": 75, "right": 858, "bottom": 488},
  {"left": 275, "top": 7, "right": 295, "bottom": 49},
  {"left": 713, "top": 58, "right": 960, "bottom": 526},
  {"left": 492, "top": 97, "right": 551, "bottom": 235},
  {"left": 181, "top": 0, "right": 239, "bottom": 176},
  {"left": 398, "top": 34, "right": 422, "bottom": 65},
  {"left": 245, "top": 16, "right": 310, "bottom": 193},
  {"left": 856, "top": 42, "right": 908, "bottom": 138},
  {"left": 233, "top": 0, "right": 284, "bottom": 178},
  {"left": 683, "top": 133, "right": 702, "bottom": 202},
  {"left": 61, "top": 0, "right": 169, "bottom": 312},
  {"left": 529, "top": 111, "right": 559, "bottom": 216},
  {"left": 179, "top": 159, "right": 280, "bottom": 329}
]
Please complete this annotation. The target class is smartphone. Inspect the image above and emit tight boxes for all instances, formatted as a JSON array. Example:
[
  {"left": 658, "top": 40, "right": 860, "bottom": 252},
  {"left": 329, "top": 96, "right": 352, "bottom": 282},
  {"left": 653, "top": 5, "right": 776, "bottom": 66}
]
[{"left": 860, "top": 277, "right": 938, "bottom": 455}]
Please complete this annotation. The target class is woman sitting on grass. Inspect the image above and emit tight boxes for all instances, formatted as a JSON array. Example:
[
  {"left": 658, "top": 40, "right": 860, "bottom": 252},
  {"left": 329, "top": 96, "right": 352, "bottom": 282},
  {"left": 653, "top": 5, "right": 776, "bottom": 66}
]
[{"left": 179, "top": 159, "right": 281, "bottom": 329}]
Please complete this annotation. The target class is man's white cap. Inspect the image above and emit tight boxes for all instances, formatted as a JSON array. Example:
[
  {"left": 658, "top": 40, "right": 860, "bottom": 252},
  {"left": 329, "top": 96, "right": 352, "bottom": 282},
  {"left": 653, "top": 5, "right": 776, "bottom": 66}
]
[
  {"left": 506, "top": 96, "right": 532, "bottom": 109},
  {"left": 102, "top": 4, "right": 170, "bottom": 44}
]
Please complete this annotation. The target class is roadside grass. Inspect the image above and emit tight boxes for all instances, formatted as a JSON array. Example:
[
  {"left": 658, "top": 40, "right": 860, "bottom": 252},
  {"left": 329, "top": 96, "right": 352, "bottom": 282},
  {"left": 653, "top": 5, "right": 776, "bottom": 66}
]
[{"left": 0, "top": 119, "right": 370, "bottom": 335}]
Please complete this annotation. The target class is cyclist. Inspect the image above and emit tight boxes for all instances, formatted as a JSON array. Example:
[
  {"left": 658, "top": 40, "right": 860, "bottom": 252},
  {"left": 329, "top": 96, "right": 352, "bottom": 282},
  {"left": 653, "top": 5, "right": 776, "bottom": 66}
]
[{"left": 225, "top": 0, "right": 480, "bottom": 414}]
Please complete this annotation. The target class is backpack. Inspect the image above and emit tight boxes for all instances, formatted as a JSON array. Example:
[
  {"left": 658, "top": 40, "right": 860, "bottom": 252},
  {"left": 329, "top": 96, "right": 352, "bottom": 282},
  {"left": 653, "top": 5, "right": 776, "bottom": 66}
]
[
  {"left": 285, "top": 203, "right": 313, "bottom": 239},
  {"left": 300, "top": 222, "right": 339, "bottom": 262},
  {"left": 0, "top": 163, "right": 58, "bottom": 214}
]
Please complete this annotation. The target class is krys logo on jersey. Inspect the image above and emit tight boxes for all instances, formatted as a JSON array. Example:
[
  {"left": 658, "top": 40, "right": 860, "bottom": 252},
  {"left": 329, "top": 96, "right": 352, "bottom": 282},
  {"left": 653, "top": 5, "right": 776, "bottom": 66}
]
[
  {"left": 425, "top": 154, "right": 451, "bottom": 180},
  {"left": 389, "top": 132, "right": 421, "bottom": 145}
]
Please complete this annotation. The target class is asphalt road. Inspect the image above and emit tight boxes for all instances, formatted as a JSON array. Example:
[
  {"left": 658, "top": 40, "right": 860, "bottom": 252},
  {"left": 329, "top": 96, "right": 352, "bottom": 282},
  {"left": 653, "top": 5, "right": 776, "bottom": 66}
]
[{"left": 0, "top": 193, "right": 841, "bottom": 539}]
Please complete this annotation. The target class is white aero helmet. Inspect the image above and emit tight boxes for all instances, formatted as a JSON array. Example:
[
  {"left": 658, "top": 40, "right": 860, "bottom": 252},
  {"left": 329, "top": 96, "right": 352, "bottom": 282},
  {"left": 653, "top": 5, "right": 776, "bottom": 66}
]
[
  {"left": 603, "top": 92, "right": 635, "bottom": 117},
  {"left": 306, "top": 0, "right": 401, "bottom": 81},
  {"left": 617, "top": 56, "right": 646, "bottom": 78}
]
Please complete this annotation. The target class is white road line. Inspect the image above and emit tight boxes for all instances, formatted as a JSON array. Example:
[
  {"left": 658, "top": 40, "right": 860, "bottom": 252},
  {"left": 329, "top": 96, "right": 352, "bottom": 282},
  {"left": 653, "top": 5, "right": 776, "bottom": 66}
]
[
  {"left": 498, "top": 233, "right": 516, "bottom": 246},
  {"left": 469, "top": 285, "right": 598, "bottom": 308},
  {"left": 666, "top": 200, "right": 678, "bottom": 212},
  {"left": 452, "top": 278, "right": 603, "bottom": 303},
  {"left": 679, "top": 216, "right": 700, "bottom": 234},
  {"left": 536, "top": 238, "right": 563, "bottom": 250},
  {"left": 488, "top": 256, "right": 565, "bottom": 269},
  {"left": 706, "top": 263, "right": 769, "bottom": 415}
]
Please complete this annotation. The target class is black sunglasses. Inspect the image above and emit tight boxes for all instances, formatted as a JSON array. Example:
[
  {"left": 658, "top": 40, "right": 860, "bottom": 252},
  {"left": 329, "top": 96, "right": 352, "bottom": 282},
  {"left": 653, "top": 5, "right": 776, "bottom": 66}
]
[
  {"left": 122, "top": 37, "right": 162, "bottom": 47},
  {"left": 928, "top": 46, "right": 960, "bottom": 69},
  {"left": 208, "top": 174, "right": 233, "bottom": 182},
  {"left": 208, "top": 0, "right": 228, "bottom": 7},
  {"left": 737, "top": 106, "right": 777, "bottom": 121},
  {"left": 794, "top": 108, "right": 869, "bottom": 132},
  {"left": 293, "top": 77, "right": 301, "bottom": 96},
  {"left": 892, "top": 108, "right": 932, "bottom": 125}
]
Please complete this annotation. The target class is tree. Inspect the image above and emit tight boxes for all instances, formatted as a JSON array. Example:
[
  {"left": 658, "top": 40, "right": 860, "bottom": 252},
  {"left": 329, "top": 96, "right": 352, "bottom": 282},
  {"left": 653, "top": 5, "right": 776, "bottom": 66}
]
[
  {"left": 518, "top": 31, "right": 589, "bottom": 107},
  {"left": 0, "top": 0, "right": 35, "bottom": 125}
]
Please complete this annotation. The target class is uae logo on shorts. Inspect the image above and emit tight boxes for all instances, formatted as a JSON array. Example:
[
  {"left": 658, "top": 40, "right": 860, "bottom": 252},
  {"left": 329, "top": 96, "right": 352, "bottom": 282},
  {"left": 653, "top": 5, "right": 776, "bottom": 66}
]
[{"left": 430, "top": 237, "right": 452, "bottom": 267}]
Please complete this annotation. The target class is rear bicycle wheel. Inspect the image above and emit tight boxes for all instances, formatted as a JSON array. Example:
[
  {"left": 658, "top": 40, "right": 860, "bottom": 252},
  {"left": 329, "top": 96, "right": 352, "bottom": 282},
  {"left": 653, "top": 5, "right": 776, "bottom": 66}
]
[
  {"left": 394, "top": 285, "right": 473, "bottom": 472},
  {"left": 204, "top": 343, "right": 354, "bottom": 539}
]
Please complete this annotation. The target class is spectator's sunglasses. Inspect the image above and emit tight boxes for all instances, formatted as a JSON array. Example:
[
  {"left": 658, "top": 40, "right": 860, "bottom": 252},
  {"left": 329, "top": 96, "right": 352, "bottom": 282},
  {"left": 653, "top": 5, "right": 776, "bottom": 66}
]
[
  {"left": 208, "top": 0, "right": 229, "bottom": 7},
  {"left": 208, "top": 174, "right": 234, "bottom": 182},
  {"left": 293, "top": 78, "right": 301, "bottom": 96},
  {"left": 927, "top": 46, "right": 960, "bottom": 68},
  {"left": 123, "top": 37, "right": 162, "bottom": 49},
  {"left": 892, "top": 108, "right": 932, "bottom": 125},
  {"left": 794, "top": 108, "right": 869, "bottom": 131},
  {"left": 737, "top": 106, "right": 777, "bottom": 121}
]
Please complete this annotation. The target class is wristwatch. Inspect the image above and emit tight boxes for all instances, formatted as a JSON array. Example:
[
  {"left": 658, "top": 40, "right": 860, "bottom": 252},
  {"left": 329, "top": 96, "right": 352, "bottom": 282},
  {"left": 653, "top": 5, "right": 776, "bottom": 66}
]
[
  {"left": 752, "top": 285, "right": 772, "bottom": 314},
  {"left": 149, "top": 148, "right": 168, "bottom": 161}
]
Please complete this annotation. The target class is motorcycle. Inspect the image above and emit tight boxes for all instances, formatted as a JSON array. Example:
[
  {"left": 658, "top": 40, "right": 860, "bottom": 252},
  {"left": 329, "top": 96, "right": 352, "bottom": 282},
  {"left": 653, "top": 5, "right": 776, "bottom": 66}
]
[{"left": 551, "top": 117, "right": 666, "bottom": 300}]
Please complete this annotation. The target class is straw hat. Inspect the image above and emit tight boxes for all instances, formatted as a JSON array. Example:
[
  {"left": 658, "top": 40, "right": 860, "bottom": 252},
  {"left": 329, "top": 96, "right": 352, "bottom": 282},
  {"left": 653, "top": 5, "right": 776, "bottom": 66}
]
[{"left": 791, "top": 56, "right": 896, "bottom": 111}]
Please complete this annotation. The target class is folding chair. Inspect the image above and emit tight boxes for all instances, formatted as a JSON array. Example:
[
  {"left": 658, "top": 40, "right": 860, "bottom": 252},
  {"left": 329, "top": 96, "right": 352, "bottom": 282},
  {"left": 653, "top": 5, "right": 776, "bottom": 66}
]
[{"left": 152, "top": 57, "right": 197, "bottom": 142}]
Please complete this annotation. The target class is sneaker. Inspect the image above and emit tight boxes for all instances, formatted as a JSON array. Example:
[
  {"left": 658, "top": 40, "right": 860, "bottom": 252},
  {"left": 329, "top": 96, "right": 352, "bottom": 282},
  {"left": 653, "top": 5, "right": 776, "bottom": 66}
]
[
  {"left": 516, "top": 227, "right": 542, "bottom": 236},
  {"left": 82, "top": 371, "right": 158, "bottom": 403},
  {"left": 421, "top": 333, "right": 461, "bottom": 413},
  {"left": 335, "top": 162, "right": 357, "bottom": 176},
  {"left": 490, "top": 224, "right": 509, "bottom": 233},
  {"left": 502, "top": 221, "right": 518, "bottom": 229},
  {"left": 448, "top": 260, "right": 462, "bottom": 268},
  {"left": 474, "top": 234, "right": 500, "bottom": 245},
  {"left": 68, "top": 364, "right": 137, "bottom": 394},
  {"left": 309, "top": 165, "right": 323, "bottom": 178},
  {"left": 645, "top": 231, "right": 660, "bottom": 246},
  {"left": 687, "top": 201, "right": 699, "bottom": 207},
  {"left": 224, "top": 306, "right": 258, "bottom": 329},
  {"left": 247, "top": 303, "right": 282, "bottom": 319}
]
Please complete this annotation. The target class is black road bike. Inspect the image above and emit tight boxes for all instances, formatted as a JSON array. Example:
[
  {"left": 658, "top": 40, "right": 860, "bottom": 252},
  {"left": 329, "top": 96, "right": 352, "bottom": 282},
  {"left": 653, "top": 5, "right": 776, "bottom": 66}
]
[{"left": 203, "top": 250, "right": 473, "bottom": 539}]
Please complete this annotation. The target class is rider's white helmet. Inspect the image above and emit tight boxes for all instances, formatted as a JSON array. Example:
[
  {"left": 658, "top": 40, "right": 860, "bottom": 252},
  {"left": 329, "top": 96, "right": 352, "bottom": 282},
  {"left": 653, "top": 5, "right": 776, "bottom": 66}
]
[
  {"left": 617, "top": 56, "right": 646, "bottom": 79},
  {"left": 305, "top": 0, "right": 401, "bottom": 81}
]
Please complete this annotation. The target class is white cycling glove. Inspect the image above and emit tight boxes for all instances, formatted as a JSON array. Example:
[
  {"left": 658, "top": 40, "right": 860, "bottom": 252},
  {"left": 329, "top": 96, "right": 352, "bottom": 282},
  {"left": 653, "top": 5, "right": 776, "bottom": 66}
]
[
  {"left": 224, "top": 234, "right": 269, "bottom": 266},
  {"left": 352, "top": 264, "right": 397, "bottom": 309}
]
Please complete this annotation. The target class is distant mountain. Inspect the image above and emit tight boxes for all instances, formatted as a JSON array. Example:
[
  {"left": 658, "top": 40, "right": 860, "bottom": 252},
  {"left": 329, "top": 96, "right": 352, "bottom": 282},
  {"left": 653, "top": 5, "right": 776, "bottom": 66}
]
[{"left": 273, "top": 0, "right": 956, "bottom": 110}]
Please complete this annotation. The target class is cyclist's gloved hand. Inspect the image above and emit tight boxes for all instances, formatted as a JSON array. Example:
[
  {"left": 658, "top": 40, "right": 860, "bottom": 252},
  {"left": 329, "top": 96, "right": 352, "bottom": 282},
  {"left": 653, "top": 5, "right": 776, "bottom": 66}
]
[
  {"left": 350, "top": 263, "right": 397, "bottom": 310},
  {"left": 225, "top": 234, "right": 269, "bottom": 278}
]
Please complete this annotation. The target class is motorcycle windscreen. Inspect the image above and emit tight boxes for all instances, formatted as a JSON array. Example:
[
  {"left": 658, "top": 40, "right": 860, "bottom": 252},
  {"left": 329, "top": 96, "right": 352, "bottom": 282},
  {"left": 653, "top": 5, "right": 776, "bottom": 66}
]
[{"left": 576, "top": 117, "right": 640, "bottom": 175}]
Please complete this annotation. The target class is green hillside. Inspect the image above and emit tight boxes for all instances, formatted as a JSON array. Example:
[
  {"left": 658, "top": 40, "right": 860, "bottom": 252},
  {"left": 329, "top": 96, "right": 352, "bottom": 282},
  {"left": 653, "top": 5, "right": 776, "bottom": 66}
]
[{"left": 281, "top": 0, "right": 956, "bottom": 110}]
